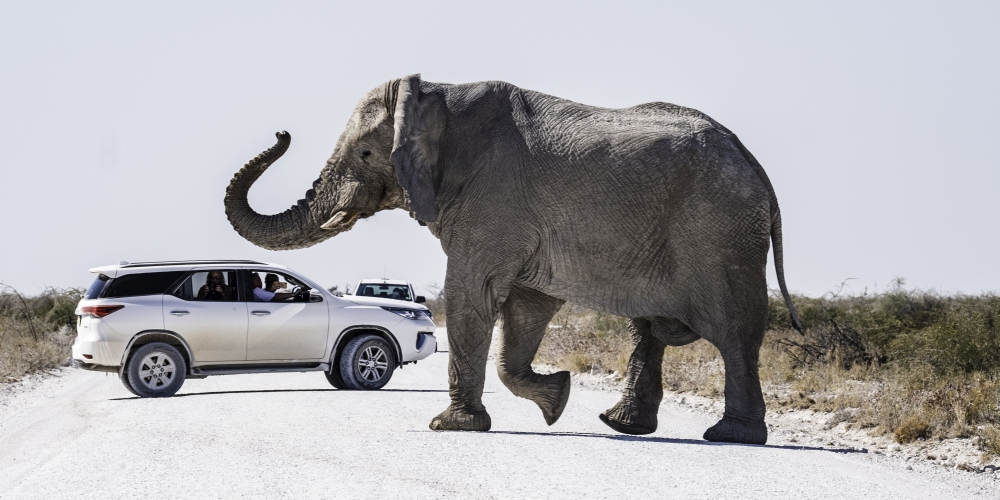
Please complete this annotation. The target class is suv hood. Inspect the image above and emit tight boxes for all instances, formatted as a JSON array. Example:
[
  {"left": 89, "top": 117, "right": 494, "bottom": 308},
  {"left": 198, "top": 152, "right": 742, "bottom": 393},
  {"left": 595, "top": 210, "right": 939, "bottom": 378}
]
[{"left": 344, "top": 295, "right": 428, "bottom": 310}]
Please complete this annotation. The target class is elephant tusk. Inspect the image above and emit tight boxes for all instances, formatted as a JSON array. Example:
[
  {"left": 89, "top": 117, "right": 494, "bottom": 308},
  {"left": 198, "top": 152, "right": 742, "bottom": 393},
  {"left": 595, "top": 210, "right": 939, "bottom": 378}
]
[{"left": 320, "top": 211, "right": 358, "bottom": 230}]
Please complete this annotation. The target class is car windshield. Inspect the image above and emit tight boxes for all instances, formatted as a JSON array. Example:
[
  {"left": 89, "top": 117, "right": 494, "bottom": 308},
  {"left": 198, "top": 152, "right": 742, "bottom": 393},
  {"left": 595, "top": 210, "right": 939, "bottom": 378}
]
[{"left": 356, "top": 284, "right": 411, "bottom": 301}]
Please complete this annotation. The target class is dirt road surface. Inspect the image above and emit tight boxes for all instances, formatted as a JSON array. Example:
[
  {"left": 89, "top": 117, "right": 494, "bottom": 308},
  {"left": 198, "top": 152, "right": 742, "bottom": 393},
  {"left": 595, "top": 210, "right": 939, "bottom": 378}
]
[{"left": 1, "top": 330, "right": 996, "bottom": 499}]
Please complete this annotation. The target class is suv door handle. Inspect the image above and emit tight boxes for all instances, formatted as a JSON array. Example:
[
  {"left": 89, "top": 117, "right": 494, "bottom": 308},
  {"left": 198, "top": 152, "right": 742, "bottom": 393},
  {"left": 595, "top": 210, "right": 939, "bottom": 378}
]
[
  {"left": 251, "top": 311, "right": 270, "bottom": 316},
  {"left": 170, "top": 310, "right": 190, "bottom": 316}
]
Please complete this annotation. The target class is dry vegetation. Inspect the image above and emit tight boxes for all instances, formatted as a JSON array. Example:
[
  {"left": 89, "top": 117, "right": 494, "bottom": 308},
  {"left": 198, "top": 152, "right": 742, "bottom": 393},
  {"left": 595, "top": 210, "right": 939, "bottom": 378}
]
[
  {"left": 0, "top": 284, "right": 81, "bottom": 383},
  {"left": 12, "top": 280, "right": 995, "bottom": 460},
  {"left": 532, "top": 282, "right": 1000, "bottom": 460}
]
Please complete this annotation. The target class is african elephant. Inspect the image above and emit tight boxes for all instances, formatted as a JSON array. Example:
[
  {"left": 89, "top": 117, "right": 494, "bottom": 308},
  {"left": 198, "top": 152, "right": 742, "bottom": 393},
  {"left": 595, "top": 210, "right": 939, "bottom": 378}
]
[{"left": 224, "top": 74, "right": 803, "bottom": 444}]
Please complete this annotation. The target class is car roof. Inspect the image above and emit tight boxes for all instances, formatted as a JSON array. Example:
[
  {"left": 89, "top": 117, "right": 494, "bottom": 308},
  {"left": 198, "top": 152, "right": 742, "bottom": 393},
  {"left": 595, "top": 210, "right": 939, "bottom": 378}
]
[
  {"left": 356, "top": 279, "right": 410, "bottom": 286},
  {"left": 89, "top": 260, "right": 288, "bottom": 276}
]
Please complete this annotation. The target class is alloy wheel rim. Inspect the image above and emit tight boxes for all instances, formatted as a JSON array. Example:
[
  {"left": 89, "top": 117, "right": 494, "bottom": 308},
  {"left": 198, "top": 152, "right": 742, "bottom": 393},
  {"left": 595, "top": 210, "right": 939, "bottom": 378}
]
[
  {"left": 357, "top": 345, "right": 388, "bottom": 382},
  {"left": 138, "top": 352, "right": 177, "bottom": 390}
]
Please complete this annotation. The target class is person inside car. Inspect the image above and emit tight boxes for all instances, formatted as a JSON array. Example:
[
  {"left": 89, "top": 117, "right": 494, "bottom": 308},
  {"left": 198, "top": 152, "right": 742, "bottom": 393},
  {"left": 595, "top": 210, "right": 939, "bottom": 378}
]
[
  {"left": 197, "top": 271, "right": 231, "bottom": 301},
  {"left": 251, "top": 273, "right": 295, "bottom": 302}
]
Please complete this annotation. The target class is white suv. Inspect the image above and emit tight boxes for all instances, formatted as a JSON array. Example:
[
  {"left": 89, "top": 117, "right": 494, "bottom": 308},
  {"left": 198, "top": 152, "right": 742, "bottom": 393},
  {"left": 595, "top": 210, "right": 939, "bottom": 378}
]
[
  {"left": 72, "top": 260, "right": 437, "bottom": 397},
  {"left": 354, "top": 279, "right": 424, "bottom": 303}
]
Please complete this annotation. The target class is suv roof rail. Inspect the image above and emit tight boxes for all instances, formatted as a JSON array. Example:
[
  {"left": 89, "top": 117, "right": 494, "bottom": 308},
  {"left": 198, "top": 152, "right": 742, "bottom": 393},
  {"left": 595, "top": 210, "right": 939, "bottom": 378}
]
[{"left": 119, "top": 260, "right": 269, "bottom": 268}]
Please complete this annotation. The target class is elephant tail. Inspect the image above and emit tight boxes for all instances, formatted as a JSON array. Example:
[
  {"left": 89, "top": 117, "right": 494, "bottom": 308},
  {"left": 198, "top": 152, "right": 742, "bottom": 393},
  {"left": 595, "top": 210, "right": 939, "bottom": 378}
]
[
  {"left": 731, "top": 135, "right": 805, "bottom": 334},
  {"left": 769, "top": 206, "right": 804, "bottom": 334}
]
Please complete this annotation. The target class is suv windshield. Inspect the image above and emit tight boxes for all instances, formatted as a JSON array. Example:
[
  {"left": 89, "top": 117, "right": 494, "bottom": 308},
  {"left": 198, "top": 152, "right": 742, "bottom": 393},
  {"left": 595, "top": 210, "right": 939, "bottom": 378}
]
[{"left": 356, "top": 283, "right": 411, "bottom": 301}]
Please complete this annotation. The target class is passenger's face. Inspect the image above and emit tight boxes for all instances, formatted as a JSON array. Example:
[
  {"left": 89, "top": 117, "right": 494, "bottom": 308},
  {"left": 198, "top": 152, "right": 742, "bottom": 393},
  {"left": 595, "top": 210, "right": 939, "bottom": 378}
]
[
  {"left": 252, "top": 275, "right": 262, "bottom": 288},
  {"left": 208, "top": 273, "right": 223, "bottom": 285}
]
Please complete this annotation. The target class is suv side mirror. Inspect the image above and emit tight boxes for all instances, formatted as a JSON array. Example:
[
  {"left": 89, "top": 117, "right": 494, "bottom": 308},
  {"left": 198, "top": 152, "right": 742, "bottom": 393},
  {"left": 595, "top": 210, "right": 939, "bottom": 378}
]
[{"left": 415, "top": 296, "right": 426, "bottom": 304}]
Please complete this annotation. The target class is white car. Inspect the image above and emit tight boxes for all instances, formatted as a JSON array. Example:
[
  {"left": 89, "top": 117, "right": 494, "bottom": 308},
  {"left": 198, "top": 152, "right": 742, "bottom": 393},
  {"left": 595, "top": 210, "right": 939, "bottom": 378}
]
[
  {"left": 354, "top": 279, "right": 424, "bottom": 303},
  {"left": 72, "top": 260, "right": 437, "bottom": 397}
]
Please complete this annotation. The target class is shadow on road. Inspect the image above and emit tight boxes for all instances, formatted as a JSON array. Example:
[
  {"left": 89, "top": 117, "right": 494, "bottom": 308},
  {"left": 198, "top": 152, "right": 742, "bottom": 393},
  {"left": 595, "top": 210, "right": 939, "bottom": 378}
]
[
  {"left": 109, "top": 388, "right": 456, "bottom": 400},
  {"left": 418, "top": 429, "right": 867, "bottom": 454}
]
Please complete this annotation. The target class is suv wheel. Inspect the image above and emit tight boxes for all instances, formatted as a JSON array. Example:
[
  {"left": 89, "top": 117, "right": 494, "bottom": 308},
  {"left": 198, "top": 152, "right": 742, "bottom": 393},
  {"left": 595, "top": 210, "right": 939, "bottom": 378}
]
[
  {"left": 324, "top": 364, "right": 349, "bottom": 389},
  {"left": 119, "top": 367, "right": 138, "bottom": 396},
  {"left": 126, "top": 342, "right": 186, "bottom": 398},
  {"left": 339, "top": 335, "right": 396, "bottom": 390}
]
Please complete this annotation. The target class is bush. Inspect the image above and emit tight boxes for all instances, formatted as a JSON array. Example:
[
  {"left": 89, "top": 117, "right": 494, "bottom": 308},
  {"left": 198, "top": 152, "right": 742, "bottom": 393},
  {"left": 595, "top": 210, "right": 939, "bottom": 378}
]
[
  {"left": 422, "top": 284, "right": 447, "bottom": 325},
  {"left": 534, "top": 282, "right": 1000, "bottom": 460},
  {"left": 894, "top": 415, "right": 931, "bottom": 444},
  {"left": 891, "top": 296, "right": 1000, "bottom": 373},
  {"left": 0, "top": 284, "right": 82, "bottom": 382}
]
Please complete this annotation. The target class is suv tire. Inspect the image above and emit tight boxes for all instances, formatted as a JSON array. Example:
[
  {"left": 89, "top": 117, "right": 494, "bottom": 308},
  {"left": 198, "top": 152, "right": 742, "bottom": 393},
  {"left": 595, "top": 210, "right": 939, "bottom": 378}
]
[
  {"left": 126, "top": 342, "right": 187, "bottom": 398},
  {"left": 339, "top": 334, "right": 395, "bottom": 390},
  {"left": 324, "top": 363, "right": 349, "bottom": 389},
  {"left": 119, "top": 367, "right": 139, "bottom": 396}
]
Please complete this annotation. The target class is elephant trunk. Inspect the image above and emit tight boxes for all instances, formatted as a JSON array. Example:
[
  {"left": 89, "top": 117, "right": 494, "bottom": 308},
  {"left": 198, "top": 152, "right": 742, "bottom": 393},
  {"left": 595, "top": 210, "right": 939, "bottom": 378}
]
[{"left": 224, "top": 131, "right": 333, "bottom": 251}]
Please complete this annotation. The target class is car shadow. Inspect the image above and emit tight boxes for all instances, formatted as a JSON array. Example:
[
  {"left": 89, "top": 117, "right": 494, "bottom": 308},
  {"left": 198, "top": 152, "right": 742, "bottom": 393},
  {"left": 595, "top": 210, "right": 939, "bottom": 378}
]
[
  {"left": 108, "top": 388, "right": 457, "bottom": 400},
  {"left": 415, "top": 429, "right": 867, "bottom": 454}
]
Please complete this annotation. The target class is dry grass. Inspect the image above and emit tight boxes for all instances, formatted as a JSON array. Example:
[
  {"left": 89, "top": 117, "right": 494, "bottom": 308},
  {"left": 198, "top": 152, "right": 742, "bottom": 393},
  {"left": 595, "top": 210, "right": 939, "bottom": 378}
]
[
  {"left": 533, "top": 304, "right": 631, "bottom": 376},
  {"left": 0, "top": 285, "right": 81, "bottom": 383},
  {"left": 531, "top": 285, "right": 1000, "bottom": 460}
]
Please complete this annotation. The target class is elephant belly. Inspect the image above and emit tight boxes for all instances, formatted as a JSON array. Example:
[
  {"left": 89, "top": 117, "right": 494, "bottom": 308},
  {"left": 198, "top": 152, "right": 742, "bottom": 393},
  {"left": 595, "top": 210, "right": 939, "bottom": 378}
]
[
  {"left": 649, "top": 316, "right": 700, "bottom": 346},
  {"left": 519, "top": 208, "right": 770, "bottom": 325}
]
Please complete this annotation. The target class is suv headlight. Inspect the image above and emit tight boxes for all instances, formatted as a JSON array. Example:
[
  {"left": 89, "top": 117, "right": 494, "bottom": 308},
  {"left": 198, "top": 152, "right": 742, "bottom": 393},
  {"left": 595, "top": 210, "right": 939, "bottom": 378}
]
[{"left": 381, "top": 307, "right": 432, "bottom": 320}]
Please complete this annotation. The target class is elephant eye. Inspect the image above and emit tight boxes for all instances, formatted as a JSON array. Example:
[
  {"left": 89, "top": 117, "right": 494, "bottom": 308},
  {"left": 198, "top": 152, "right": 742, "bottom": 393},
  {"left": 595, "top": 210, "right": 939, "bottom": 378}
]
[{"left": 361, "top": 150, "right": 372, "bottom": 158}]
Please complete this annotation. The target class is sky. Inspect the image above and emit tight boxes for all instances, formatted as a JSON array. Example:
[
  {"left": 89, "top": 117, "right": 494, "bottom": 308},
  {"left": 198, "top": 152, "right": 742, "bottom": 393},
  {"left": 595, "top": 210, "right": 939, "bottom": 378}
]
[{"left": 1, "top": 1, "right": 997, "bottom": 298}]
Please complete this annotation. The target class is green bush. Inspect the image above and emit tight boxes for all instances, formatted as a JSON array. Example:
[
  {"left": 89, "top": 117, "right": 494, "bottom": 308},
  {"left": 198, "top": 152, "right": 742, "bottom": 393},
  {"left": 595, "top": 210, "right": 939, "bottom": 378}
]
[
  {"left": 891, "top": 296, "right": 1000, "bottom": 374},
  {"left": 769, "top": 287, "right": 999, "bottom": 375}
]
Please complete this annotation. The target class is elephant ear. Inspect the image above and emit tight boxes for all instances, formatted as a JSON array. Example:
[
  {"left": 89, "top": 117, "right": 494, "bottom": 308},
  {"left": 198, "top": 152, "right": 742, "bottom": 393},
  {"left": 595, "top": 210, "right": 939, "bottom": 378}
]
[{"left": 390, "top": 74, "right": 444, "bottom": 223}]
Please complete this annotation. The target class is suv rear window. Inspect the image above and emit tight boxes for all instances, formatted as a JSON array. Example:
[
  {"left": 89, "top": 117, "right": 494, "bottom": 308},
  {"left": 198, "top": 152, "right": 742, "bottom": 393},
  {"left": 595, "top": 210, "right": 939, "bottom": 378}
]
[
  {"left": 86, "top": 274, "right": 111, "bottom": 299},
  {"left": 102, "top": 271, "right": 186, "bottom": 298}
]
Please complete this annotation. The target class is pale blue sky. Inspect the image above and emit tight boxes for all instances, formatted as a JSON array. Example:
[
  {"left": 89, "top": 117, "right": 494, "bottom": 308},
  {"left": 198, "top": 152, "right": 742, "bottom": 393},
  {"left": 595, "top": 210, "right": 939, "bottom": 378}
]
[{"left": 1, "top": 1, "right": 997, "bottom": 297}]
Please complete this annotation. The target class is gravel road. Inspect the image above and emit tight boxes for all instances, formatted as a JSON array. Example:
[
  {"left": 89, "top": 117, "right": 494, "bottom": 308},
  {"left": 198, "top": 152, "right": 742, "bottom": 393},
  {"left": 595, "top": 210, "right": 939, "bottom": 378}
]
[{"left": 1, "top": 330, "right": 996, "bottom": 499}]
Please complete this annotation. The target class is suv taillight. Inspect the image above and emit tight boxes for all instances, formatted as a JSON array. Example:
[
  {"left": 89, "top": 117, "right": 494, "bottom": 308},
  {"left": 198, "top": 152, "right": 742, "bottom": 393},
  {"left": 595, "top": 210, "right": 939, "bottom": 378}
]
[{"left": 81, "top": 305, "right": 124, "bottom": 318}]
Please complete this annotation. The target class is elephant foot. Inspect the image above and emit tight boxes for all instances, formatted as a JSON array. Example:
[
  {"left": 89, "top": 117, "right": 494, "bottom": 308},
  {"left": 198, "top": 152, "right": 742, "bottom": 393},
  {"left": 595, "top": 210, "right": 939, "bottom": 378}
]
[
  {"left": 703, "top": 417, "right": 767, "bottom": 445},
  {"left": 429, "top": 405, "right": 492, "bottom": 432},
  {"left": 599, "top": 398, "right": 657, "bottom": 435},
  {"left": 535, "top": 370, "right": 571, "bottom": 426}
]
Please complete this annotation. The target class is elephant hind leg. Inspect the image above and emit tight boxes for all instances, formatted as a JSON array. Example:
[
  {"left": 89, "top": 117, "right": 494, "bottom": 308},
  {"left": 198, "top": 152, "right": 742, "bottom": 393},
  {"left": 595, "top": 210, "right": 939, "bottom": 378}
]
[
  {"left": 696, "top": 292, "right": 769, "bottom": 445},
  {"left": 496, "top": 284, "right": 569, "bottom": 426},
  {"left": 600, "top": 318, "right": 667, "bottom": 435}
]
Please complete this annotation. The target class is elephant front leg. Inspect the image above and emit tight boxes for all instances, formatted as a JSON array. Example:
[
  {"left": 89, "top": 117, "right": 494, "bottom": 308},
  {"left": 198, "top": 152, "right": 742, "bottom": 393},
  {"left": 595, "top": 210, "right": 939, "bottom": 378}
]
[
  {"left": 428, "top": 273, "right": 506, "bottom": 432},
  {"left": 600, "top": 318, "right": 666, "bottom": 435},
  {"left": 496, "top": 285, "right": 569, "bottom": 425}
]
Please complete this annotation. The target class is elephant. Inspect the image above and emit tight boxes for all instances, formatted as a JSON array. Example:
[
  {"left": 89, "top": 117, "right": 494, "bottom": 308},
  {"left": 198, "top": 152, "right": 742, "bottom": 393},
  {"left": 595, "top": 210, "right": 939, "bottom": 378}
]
[{"left": 224, "top": 74, "right": 804, "bottom": 445}]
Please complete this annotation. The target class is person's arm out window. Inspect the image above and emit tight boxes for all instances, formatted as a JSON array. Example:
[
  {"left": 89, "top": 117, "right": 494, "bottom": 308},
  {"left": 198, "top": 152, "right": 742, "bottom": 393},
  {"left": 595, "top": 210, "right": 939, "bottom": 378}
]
[{"left": 253, "top": 288, "right": 275, "bottom": 302}]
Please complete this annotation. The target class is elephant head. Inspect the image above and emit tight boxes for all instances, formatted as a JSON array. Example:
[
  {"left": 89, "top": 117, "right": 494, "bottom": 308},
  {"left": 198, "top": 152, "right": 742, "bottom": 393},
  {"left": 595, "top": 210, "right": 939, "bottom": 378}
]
[{"left": 224, "top": 74, "right": 441, "bottom": 250}]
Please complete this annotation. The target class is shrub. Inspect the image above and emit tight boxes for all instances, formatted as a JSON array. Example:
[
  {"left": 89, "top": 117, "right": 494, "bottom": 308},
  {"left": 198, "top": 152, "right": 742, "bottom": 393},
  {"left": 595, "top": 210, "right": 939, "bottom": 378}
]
[
  {"left": 0, "top": 284, "right": 82, "bottom": 382},
  {"left": 891, "top": 296, "right": 1000, "bottom": 374},
  {"left": 895, "top": 415, "right": 931, "bottom": 444},
  {"left": 980, "top": 427, "right": 1000, "bottom": 457},
  {"left": 534, "top": 282, "right": 1000, "bottom": 460}
]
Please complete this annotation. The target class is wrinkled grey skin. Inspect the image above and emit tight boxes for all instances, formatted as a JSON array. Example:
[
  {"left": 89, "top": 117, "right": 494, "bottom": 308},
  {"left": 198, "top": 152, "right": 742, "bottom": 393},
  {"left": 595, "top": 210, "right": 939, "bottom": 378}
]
[{"left": 225, "top": 75, "right": 804, "bottom": 444}]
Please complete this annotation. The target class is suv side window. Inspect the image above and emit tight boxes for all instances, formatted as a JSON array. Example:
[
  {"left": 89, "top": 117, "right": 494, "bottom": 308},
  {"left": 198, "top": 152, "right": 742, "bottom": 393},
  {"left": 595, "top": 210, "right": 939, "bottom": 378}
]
[
  {"left": 102, "top": 271, "right": 186, "bottom": 299},
  {"left": 244, "top": 270, "right": 322, "bottom": 303},
  {"left": 173, "top": 270, "right": 239, "bottom": 302}
]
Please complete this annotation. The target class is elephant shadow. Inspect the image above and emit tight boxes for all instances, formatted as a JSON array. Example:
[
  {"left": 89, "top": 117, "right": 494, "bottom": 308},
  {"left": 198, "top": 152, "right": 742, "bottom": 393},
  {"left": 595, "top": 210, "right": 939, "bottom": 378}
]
[
  {"left": 453, "top": 430, "right": 868, "bottom": 454},
  {"left": 108, "top": 387, "right": 457, "bottom": 401}
]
